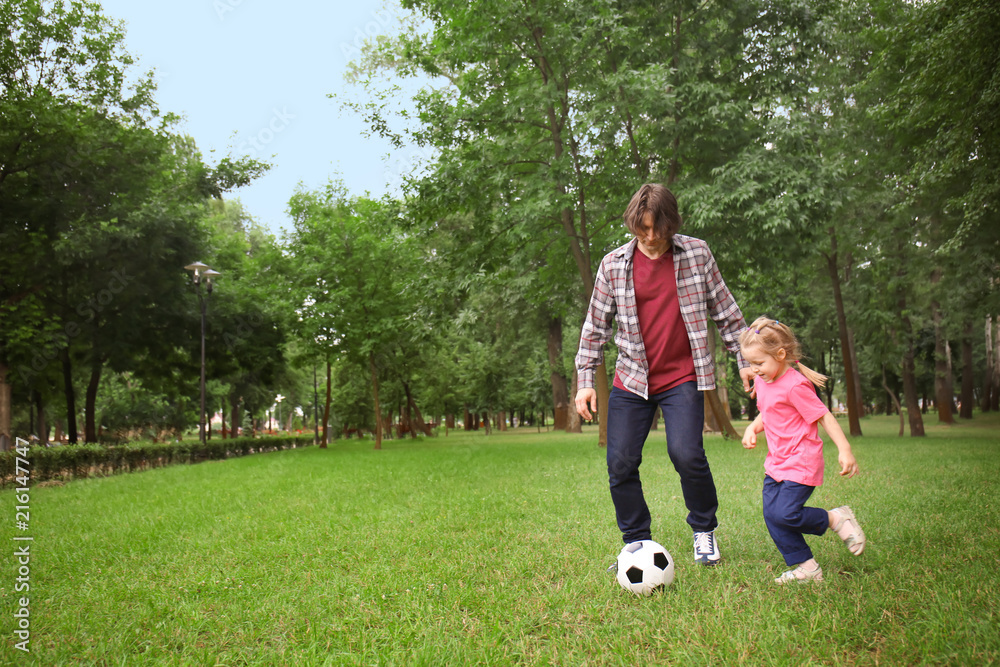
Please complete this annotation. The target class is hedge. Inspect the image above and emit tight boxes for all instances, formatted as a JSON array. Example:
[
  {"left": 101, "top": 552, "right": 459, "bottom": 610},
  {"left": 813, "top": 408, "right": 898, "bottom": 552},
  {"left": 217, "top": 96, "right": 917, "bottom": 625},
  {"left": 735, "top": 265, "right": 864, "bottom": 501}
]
[{"left": 0, "top": 435, "right": 315, "bottom": 488}]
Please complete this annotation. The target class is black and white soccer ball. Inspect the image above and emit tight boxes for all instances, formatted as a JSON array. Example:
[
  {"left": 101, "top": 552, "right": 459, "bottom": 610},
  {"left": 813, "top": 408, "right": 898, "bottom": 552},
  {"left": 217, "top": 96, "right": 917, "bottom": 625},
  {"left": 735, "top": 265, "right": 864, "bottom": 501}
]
[{"left": 615, "top": 540, "right": 675, "bottom": 596}]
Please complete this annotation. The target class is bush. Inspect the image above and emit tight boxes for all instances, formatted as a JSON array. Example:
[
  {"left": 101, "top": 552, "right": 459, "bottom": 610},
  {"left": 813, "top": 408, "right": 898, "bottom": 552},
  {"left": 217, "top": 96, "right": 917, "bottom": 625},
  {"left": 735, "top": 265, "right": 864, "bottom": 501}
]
[{"left": 0, "top": 435, "right": 315, "bottom": 487}]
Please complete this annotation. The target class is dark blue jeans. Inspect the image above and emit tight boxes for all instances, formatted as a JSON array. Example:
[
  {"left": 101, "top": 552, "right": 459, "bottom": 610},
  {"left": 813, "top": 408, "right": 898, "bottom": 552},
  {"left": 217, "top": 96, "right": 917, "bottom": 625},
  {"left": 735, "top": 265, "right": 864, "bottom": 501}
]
[
  {"left": 606, "top": 382, "right": 718, "bottom": 543},
  {"left": 762, "top": 475, "right": 830, "bottom": 566}
]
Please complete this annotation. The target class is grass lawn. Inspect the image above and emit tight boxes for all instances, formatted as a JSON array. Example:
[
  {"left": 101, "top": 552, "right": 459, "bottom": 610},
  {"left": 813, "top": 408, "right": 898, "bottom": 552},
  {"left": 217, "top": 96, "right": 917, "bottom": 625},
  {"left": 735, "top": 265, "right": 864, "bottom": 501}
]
[{"left": 2, "top": 413, "right": 998, "bottom": 665}]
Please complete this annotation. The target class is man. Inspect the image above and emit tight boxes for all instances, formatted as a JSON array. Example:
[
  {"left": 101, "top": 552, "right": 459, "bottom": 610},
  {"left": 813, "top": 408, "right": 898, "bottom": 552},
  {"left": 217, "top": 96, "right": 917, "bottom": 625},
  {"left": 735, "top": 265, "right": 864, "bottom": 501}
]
[{"left": 575, "top": 183, "right": 754, "bottom": 566}]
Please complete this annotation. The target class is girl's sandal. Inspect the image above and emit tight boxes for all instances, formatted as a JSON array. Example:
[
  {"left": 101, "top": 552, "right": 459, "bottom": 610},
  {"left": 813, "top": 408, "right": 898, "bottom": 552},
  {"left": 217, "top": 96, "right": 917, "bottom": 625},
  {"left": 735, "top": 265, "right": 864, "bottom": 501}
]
[
  {"left": 831, "top": 506, "right": 866, "bottom": 555},
  {"left": 774, "top": 565, "right": 823, "bottom": 584}
]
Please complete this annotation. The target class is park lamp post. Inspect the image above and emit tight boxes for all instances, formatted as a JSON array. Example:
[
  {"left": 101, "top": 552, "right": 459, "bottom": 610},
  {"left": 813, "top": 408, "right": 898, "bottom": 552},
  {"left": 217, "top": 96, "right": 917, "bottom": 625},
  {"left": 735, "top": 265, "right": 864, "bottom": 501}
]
[{"left": 185, "top": 262, "right": 221, "bottom": 444}]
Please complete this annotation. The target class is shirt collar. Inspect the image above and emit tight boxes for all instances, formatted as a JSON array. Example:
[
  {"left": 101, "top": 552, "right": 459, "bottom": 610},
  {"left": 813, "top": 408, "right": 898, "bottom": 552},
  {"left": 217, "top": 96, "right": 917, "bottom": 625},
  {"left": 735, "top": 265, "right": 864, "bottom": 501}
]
[{"left": 615, "top": 234, "right": 687, "bottom": 260}]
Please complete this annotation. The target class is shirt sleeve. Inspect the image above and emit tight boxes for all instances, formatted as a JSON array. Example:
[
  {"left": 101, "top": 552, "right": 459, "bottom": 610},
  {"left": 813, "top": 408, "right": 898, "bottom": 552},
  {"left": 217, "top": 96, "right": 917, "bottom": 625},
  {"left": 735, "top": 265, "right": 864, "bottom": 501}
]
[
  {"left": 789, "top": 380, "right": 830, "bottom": 424},
  {"left": 702, "top": 244, "right": 749, "bottom": 369},
  {"left": 575, "top": 257, "right": 616, "bottom": 389}
]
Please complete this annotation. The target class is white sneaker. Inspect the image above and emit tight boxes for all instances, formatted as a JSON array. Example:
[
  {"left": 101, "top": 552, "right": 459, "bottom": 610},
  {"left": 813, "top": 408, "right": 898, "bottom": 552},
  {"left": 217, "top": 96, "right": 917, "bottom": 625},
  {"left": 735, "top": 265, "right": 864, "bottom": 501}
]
[{"left": 693, "top": 530, "right": 721, "bottom": 566}]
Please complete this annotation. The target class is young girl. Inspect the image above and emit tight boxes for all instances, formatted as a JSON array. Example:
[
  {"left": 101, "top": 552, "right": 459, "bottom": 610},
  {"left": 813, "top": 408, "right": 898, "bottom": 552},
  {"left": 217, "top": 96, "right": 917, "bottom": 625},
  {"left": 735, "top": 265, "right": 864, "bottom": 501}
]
[{"left": 739, "top": 317, "right": 866, "bottom": 583}]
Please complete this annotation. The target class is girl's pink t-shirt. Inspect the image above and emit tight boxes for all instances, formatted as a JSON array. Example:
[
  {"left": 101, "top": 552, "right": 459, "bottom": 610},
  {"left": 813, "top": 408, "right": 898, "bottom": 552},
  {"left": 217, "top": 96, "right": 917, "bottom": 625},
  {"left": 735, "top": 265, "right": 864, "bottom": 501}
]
[{"left": 754, "top": 368, "right": 830, "bottom": 487}]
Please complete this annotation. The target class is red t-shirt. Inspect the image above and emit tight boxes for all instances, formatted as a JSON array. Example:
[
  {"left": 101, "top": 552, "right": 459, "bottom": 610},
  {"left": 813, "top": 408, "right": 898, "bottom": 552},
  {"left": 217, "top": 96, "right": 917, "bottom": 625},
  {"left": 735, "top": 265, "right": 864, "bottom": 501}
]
[{"left": 614, "top": 248, "right": 696, "bottom": 395}]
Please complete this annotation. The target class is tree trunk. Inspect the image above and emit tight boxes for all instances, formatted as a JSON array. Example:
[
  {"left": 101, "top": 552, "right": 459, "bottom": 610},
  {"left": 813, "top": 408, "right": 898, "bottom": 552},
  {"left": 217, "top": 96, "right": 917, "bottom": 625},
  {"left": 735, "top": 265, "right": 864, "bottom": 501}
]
[
  {"left": 825, "top": 231, "right": 862, "bottom": 437},
  {"left": 403, "top": 381, "right": 431, "bottom": 436},
  {"left": 931, "top": 286, "right": 955, "bottom": 424},
  {"left": 61, "top": 348, "right": 78, "bottom": 444},
  {"left": 34, "top": 389, "right": 47, "bottom": 446},
  {"left": 323, "top": 360, "right": 332, "bottom": 446},
  {"left": 703, "top": 393, "right": 719, "bottom": 432},
  {"left": 231, "top": 397, "right": 240, "bottom": 440},
  {"left": 901, "top": 345, "right": 925, "bottom": 436},
  {"left": 547, "top": 317, "right": 570, "bottom": 430},
  {"left": 702, "top": 329, "right": 739, "bottom": 438},
  {"left": 84, "top": 358, "right": 102, "bottom": 443},
  {"left": 993, "top": 315, "right": 1000, "bottom": 412},
  {"left": 958, "top": 320, "right": 973, "bottom": 419},
  {"left": 983, "top": 315, "right": 994, "bottom": 412},
  {"left": 0, "top": 362, "right": 11, "bottom": 451},
  {"left": 821, "top": 349, "right": 836, "bottom": 411},
  {"left": 369, "top": 352, "right": 382, "bottom": 450},
  {"left": 847, "top": 327, "right": 865, "bottom": 418},
  {"left": 705, "top": 389, "right": 739, "bottom": 439},
  {"left": 899, "top": 295, "right": 926, "bottom": 437},
  {"left": 566, "top": 369, "right": 582, "bottom": 433},
  {"left": 882, "top": 365, "right": 904, "bottom": 436}
]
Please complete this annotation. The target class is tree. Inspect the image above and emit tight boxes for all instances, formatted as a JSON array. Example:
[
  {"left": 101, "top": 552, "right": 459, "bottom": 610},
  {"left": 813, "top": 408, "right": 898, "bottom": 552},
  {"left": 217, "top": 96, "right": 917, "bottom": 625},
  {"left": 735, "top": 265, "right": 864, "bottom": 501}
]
[
  {"left": 0, "top": 0, "right": 159, "bottom": 449},
  {"left": 288, "top": 185, "right": 424, "bottom": 449},
  {"left": 347, "top": 0, "right": 850, "bottom": 444}
]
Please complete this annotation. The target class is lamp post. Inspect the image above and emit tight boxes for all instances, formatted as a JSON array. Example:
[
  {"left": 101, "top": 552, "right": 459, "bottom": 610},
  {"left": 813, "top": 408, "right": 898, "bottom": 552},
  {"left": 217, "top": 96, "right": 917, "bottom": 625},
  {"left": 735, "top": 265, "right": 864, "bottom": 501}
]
[{"left": 185, "top": 262, "right": 221, "bottom": 444}]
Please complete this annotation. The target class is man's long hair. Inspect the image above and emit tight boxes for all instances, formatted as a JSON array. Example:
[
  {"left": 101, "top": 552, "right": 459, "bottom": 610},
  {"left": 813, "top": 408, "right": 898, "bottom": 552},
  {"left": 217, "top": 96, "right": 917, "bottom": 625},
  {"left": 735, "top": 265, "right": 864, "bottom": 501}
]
[{"left": 623, "top": 183, "right": 683, "bottom": 240}]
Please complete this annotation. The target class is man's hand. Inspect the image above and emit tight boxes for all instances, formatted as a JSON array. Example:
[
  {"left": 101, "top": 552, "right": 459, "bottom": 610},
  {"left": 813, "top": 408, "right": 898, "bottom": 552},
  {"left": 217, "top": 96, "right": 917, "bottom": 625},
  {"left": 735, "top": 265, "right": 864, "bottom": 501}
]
[
  {"left": 740, "top": 366, "right": 756, "bottom": 398},
  {"left": 575, "top": 388, "right": 598, "bottom": 421}
]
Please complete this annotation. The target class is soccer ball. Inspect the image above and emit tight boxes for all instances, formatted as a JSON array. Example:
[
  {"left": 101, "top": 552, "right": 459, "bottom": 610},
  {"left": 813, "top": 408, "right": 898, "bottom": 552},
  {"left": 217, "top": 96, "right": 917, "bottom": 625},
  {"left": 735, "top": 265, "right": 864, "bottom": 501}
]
[{"left": 615, "top": 540, "right": 675, "bottom": 596}]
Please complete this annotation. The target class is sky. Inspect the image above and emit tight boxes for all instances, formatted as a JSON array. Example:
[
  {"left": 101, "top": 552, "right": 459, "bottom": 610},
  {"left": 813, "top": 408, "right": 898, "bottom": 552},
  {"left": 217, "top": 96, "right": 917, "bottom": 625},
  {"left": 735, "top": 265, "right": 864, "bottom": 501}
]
[{"left": 98, "top": 0, "right": 422, "bottom": 237}]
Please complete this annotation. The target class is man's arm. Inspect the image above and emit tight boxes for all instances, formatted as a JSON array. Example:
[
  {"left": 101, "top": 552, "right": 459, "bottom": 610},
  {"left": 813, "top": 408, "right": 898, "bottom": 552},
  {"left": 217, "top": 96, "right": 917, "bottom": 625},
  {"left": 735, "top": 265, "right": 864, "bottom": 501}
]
[
  {"left": 574, "top": 259, "right": 616, "bottom": 420},
  {"left": 574, "top": 259, "right": 616, "bottom": 391},
  {"left": 702, "top": 244, "right": 753, "bottom": 395}
]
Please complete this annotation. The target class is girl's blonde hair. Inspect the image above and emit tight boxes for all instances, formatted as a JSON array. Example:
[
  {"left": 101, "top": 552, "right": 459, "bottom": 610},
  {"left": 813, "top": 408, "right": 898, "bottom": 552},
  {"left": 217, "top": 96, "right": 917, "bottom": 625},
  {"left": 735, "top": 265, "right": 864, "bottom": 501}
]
[{"left": 738, "top": 316, "right": 828, "bottom": 388}]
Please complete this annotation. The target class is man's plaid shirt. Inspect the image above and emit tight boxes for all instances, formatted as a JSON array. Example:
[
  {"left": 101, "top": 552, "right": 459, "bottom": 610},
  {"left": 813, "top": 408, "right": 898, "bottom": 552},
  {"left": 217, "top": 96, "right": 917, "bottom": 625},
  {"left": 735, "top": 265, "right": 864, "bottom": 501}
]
[{"left": 575, "top": 234, "right": 748, "bottom": 398}]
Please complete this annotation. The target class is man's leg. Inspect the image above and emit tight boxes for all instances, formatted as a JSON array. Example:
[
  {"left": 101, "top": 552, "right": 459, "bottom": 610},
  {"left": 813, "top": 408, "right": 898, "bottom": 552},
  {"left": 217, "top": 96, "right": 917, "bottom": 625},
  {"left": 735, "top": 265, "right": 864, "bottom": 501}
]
[
  {"left": 658, "top": 381, "right": 718, "bottom": 532},
  {"left": 606, "top": 387, "right": 658, "bottom": 543}
]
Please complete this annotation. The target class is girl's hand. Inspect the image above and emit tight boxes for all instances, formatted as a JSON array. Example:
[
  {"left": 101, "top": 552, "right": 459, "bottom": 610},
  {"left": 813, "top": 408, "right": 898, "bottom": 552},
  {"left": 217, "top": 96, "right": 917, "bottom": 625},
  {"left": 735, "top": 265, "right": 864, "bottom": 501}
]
[
  {"left": 839, "top": 451, "right": 859, "bottom": 478},
  {"left": 742, "top": 427, "right": 757, "bottom": 449}
]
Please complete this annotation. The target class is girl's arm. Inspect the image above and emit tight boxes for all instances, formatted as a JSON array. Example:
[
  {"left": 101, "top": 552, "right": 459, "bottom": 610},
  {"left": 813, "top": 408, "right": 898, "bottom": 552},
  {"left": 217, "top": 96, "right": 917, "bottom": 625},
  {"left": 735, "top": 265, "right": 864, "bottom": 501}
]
[
  {"left": 742, "top": 414, "right": 764, "bottom": 449},
  {"left": 819, "top": 412, "right": 859, "bottom": 477}
]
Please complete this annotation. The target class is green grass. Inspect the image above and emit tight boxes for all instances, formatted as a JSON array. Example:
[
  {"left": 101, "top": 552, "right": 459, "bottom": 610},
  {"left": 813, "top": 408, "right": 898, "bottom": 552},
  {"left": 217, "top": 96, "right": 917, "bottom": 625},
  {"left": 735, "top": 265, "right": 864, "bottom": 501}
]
[{"left": 2, "top": 414, "right": 999, "bottom": 665}]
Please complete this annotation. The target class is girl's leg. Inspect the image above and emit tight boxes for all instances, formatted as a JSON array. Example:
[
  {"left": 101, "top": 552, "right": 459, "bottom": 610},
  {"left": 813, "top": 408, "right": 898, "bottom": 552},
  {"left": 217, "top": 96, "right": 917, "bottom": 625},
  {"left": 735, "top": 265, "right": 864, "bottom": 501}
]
[
  {"left": 828, "top": 506, "right": 866, "bottom": 555},
  {"left": 761, "top": 477, "right": 828, "bottom": 566},
  {"left": 606, "top": 387, "right": 659, "bottom": 543}
]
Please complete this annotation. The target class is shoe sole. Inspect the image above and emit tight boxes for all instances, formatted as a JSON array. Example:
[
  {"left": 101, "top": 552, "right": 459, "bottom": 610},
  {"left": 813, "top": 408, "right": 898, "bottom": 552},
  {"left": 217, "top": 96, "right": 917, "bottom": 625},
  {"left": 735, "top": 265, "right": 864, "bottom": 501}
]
[{"left": 832, "top": 506, "right": 866, "bottom": 555}]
